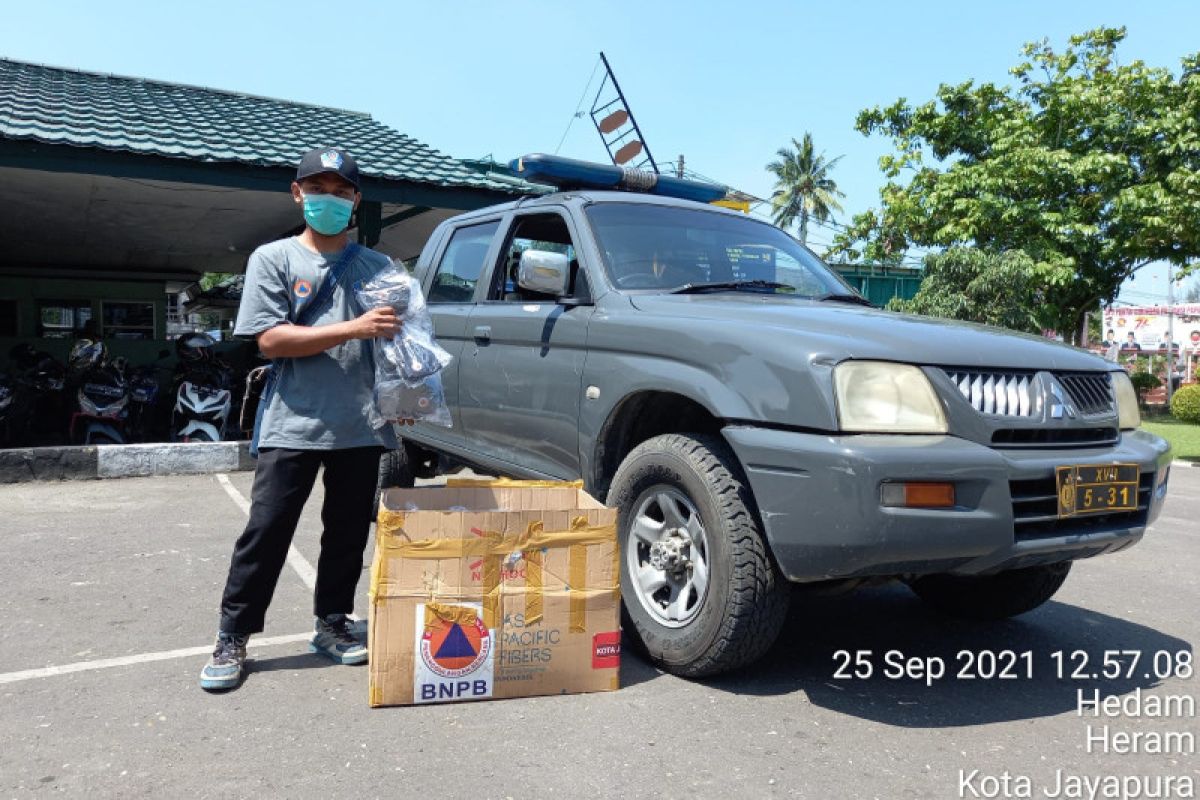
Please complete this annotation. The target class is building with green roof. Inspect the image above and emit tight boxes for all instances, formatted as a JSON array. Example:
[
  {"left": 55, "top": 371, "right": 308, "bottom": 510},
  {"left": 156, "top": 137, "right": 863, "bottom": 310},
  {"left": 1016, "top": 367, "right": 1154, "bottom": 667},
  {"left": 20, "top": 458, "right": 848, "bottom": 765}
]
[{"left": 0, "top": 57, "right": 524, "bottom": 359}]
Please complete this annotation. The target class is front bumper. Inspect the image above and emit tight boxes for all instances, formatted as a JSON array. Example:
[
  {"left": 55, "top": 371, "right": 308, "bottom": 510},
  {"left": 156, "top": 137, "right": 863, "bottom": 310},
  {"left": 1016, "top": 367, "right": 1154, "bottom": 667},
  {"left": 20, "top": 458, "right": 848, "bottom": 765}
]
[{"left": 722, "top": 426, "right": 1172, "bottom": 582}]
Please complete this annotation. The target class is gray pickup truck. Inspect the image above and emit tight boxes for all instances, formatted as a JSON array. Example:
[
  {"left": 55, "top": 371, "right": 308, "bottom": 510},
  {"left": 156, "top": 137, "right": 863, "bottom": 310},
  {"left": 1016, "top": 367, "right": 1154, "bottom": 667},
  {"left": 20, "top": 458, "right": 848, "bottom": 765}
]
[{"left": 382, "top": 157, "right": 1172, "bottom": 677}]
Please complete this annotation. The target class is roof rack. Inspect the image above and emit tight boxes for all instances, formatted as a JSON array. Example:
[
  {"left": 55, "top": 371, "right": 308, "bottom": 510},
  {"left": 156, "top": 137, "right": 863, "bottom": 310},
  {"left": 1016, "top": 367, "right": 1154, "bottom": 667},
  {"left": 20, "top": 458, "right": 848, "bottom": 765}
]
[{"left": 509, "top": 154, "right": 727, "bottom": 204}]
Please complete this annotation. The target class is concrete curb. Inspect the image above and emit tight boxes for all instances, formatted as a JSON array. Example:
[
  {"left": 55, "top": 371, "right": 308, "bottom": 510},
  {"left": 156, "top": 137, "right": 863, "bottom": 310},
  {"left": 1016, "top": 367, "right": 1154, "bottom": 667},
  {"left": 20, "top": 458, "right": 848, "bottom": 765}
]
[{"left": 0, "top": 441, "right": 253, "bottom": 483}]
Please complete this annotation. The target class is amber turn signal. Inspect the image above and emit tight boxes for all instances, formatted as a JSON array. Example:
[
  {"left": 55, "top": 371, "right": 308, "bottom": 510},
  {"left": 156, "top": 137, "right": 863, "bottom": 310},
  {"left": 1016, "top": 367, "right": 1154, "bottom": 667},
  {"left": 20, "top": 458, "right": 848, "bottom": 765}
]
[{"left": 880, "top": 482, "right": 956, "bottom": 509}]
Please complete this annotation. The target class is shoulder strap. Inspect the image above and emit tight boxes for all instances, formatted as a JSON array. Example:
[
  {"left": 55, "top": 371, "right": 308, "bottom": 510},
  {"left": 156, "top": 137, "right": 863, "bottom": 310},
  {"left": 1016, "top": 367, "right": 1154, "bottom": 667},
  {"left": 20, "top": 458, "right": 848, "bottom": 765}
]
[{"left": 295, "top": 243, "right": 361, "bottom": 327}]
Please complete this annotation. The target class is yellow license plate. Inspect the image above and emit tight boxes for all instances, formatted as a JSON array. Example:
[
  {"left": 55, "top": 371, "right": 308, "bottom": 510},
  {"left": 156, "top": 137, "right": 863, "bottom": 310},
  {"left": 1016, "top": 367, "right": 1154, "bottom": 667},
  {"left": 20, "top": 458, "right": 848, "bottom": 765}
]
[{"left": 1056, "top": 463, "right": 1139, "bottom": 517}]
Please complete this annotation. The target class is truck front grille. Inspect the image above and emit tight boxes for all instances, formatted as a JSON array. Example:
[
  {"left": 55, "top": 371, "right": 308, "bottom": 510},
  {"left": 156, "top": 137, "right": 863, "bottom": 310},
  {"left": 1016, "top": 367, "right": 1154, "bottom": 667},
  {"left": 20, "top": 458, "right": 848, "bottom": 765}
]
[
  {"left": 945, "top": 370, "right": 1036, "bottom": 417},
  {"left": 944, "top": 370, "right": 1116, "bottom": 418},
  {"left": 992, "top": 428, "right": 1119, "bottom": 447},
  {"left": 1056, "top": 372, "right": 1115, "bottom": 416},
  {"left": 1008, "top": 472, "right": 1153, "bottom": 541}
]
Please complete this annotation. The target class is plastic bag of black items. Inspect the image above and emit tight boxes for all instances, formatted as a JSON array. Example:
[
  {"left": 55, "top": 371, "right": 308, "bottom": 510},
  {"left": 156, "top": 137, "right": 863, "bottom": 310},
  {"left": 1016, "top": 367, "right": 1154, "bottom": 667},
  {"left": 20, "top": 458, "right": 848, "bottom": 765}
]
[
  {"left": 355, "top": 267, "right": 413, "bottom": 316},
  {"left": 355, "top": 264, "right": 452, "bottom": 382},
  {"left": 372, "top": 374, "right": 451, "bottom": 428}
]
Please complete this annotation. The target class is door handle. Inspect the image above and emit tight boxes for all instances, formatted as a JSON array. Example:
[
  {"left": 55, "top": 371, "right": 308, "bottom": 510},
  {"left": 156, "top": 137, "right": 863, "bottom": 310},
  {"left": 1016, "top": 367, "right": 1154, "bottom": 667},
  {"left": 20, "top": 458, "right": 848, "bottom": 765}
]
[{"left": 473, "top": 325, "right": 492, "bottom": 342}]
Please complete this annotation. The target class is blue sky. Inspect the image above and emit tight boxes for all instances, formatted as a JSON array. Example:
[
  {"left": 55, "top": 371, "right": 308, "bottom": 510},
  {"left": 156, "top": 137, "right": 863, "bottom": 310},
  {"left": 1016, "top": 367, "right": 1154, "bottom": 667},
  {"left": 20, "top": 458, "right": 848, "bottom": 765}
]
[{"left": 2, "top": 0, "right": 1196, "bottom": 300}]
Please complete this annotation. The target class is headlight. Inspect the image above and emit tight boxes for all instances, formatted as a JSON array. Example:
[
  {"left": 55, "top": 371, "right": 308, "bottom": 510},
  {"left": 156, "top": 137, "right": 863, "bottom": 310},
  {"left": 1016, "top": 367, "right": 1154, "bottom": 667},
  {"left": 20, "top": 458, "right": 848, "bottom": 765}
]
[
  {"left": 834, "top": 361, "right": 948, "bottom": 433},
  {"left": 1111, "top": 371, "right": 1141, "bottom": 430},
  {"left": 78, "top": 390, "right": 99, "bottom": 417},
  {"left": 98, "top": 395, "right": 128, "bottom": 418}
]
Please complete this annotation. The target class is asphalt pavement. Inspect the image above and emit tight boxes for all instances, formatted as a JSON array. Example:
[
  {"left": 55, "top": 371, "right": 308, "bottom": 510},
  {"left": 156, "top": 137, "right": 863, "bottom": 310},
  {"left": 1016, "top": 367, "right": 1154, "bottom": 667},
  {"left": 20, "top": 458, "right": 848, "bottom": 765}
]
[{"left": 0, "top": 464, "right": 1197, "bottom": 799}]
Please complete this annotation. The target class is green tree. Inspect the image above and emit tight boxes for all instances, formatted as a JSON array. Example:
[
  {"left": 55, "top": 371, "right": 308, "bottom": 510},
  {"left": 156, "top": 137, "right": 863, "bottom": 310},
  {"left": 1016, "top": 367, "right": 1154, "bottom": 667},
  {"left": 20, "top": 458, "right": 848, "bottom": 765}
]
[
  {"left": 200, "top": 272, "right": 234, "bottom": 291},
  {"left": 832, "top": 28, "right": 1200, "bottom": 343},
  {"left": 765, "top": 132, "right": 845, "bottom": 245},
  {"left": 889, "top": 247, "right": 1043, "bottom": 334}
]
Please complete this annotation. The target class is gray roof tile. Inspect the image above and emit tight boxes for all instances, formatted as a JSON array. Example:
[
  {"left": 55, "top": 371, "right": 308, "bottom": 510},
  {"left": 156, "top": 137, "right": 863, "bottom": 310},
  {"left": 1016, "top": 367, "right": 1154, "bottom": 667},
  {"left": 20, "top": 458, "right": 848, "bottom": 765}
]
[{"left": 0, "top": 58, "right": 520, "bottom": 192}]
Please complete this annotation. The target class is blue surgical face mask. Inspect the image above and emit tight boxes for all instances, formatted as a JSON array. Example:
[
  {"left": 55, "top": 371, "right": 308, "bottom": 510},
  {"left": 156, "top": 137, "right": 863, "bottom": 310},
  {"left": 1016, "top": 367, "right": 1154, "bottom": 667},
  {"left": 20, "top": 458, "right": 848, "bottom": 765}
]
[{"left": 301, "top": 192, "right": 354, "bottom": 235}]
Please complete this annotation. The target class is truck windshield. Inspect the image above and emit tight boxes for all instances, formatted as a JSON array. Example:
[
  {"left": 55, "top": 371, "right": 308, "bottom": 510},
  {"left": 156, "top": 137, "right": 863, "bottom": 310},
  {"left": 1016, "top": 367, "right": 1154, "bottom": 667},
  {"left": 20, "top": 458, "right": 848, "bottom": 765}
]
[{"left": 585, "top": 203, "right": 853, "bottom": 296}]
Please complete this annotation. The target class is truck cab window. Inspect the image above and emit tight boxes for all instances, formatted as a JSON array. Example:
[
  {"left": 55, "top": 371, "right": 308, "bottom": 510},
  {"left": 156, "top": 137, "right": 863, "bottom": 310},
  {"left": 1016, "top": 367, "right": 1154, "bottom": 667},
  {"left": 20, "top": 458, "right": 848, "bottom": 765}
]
[
  {"left": 427, "top": 221, "right": 500, "bottom": 303},
  {"left": 492, "top": 214, "right": 586, "bottom": 303}
]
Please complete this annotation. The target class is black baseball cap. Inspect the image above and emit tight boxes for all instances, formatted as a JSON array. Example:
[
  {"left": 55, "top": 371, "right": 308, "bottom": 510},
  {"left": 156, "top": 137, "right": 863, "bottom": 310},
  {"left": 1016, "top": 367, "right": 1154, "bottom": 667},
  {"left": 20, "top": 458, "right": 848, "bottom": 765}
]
[{"left": 295, "top": 147, "right": 360, "bottom": 189}]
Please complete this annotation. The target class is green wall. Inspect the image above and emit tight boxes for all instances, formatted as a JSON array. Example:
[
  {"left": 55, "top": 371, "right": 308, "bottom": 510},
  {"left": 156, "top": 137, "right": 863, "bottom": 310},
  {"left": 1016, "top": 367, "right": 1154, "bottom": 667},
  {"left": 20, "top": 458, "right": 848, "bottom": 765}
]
[
  {"left": 832, "top": 264, "right": 924, "bottom": 307},
  {"left": 1, "top": 275, "right": 166, "bottom": 346}
]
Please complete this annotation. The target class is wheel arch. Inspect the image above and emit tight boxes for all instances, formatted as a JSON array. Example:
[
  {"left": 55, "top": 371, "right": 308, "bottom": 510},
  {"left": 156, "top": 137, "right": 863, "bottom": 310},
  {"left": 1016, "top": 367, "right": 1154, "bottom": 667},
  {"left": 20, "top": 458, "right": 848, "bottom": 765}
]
[{"left": 590, "top": 391, "right": 725, "bottom": 500}]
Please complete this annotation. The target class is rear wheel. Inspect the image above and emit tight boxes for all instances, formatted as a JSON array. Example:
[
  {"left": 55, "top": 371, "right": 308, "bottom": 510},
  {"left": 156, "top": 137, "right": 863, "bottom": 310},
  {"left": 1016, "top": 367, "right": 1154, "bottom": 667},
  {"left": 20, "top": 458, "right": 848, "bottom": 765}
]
[
  {"left": 608, "top": 433, "right": 789, "bottom": 677},
  {"left": 907, "top": 562, "right": 1072, "bottom": 620},
  {"left": 374, "top": 444, "right": 416, "bottom": 520}
]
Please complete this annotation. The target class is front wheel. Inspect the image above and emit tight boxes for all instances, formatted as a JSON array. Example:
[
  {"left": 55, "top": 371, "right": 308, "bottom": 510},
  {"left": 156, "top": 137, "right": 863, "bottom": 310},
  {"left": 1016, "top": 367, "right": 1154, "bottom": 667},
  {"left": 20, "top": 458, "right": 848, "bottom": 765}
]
[
  {"left": 608, "top": 432, "right": 789, "bottom": 677},
  {"left": 907, "top": 562, "right": 1072, "bottom": 620}
]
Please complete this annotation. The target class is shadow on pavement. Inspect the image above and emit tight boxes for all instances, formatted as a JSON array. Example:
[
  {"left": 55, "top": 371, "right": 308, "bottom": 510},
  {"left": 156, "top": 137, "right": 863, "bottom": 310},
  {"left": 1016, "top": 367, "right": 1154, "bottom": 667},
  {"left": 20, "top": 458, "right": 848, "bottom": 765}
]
[
  {"left": 695, "top": 582, "right": 1192, "bottom": 727},
  {"left": 248, "top": 652, "right": 337, "bottom": 674}
]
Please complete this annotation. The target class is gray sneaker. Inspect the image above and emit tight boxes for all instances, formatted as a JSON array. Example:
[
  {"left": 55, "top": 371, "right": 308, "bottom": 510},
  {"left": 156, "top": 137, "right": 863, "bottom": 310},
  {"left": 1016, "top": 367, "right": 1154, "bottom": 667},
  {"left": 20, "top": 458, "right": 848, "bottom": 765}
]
[
  {"left": 309, "top": 614, "right": 368, "bottom": 665},
  {"left": 199, "top": 632, "right": 248, "bottom": 691}
]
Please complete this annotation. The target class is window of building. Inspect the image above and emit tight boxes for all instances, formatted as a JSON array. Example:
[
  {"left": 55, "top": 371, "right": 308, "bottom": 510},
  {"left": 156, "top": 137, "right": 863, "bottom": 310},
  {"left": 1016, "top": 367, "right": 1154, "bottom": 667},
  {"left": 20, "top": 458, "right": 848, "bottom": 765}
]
[
  {"left": 427, "top": 221, "right": 500, "bottom": 303},
  {"left": 37, "top": 300, "right": 93, "bottom": 339},
  {"left": 101, "top": 301, "right": 155, "bottom": 340}
]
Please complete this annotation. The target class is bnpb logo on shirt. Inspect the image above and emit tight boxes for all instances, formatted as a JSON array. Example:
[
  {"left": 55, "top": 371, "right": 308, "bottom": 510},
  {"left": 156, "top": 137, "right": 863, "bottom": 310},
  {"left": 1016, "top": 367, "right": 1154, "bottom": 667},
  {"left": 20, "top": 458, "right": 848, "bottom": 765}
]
[{"left": 293, "top": 279, "right": 313, "bottom": 299}]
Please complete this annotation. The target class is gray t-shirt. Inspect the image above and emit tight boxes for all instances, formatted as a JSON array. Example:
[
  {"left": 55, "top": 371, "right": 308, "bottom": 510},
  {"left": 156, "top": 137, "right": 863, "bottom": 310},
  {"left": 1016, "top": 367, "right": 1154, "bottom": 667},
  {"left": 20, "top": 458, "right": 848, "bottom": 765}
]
[{"left": 234, "top": 237, "right": 398, "bottom": 451}]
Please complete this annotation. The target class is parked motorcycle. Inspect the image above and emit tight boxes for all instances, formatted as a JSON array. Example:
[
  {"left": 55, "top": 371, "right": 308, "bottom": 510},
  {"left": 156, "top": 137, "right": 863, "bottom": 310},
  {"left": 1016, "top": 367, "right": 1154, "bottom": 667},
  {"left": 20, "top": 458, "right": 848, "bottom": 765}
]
[
  {"left": 4, "top": 344, "right": 68, "bottom": 447},
  {"left": 170, "top": 333, "right": 233, "bottom": 442},
  {"left": 67, "top": 340, "right": 129, "bottom": 445},
  {"left": 0, "top": 371, "right": 14, "bottom": 447},
  {"left": 121, "top": 350, "right": 172, "bottom": 443}
]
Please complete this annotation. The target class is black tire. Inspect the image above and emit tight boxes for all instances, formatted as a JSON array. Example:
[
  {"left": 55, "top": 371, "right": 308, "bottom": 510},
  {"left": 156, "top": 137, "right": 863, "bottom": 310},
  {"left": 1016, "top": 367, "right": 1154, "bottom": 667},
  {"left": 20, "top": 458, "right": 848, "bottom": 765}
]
[
  {"left": 374, "top": 444, "right": 416, "bottom": 520},
  {"left": 907, "top": 562, "right": 1072, "bottom": 620},
  {"left": 608, "top": 432, "right": 789, "bottom": 677}
]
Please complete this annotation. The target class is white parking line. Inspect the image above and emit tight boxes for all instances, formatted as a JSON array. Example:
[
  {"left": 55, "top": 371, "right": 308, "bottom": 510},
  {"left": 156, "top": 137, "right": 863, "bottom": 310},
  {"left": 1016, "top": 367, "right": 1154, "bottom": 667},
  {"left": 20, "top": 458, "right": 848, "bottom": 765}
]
[
  {"left": 0, "top": 633, "right": 311, "bottom": 686},
  {"left": 215, "top": 472, "right": 317, "bottom": 591}
]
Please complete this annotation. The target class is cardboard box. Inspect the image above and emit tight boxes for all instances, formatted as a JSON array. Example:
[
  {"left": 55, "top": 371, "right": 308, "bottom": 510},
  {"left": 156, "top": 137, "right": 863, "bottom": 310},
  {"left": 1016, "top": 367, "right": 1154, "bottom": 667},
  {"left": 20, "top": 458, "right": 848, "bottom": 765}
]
[{"left": 369, "top": 480, "right": 621, "bottom": 707}]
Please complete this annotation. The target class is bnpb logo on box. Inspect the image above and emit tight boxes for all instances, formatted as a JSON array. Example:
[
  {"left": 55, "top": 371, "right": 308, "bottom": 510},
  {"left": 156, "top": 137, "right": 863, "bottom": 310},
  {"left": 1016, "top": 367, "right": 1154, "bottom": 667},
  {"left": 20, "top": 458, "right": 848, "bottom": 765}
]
[{"left": 414, "top": 602, "right": 494, "bottom": 703}]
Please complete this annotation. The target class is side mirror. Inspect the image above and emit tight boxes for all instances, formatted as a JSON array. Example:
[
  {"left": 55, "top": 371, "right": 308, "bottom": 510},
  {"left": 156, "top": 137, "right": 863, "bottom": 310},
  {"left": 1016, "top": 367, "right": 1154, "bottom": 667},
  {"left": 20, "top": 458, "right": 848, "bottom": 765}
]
[{"left": 517, "top": 250, "right": 570, "bottom": 297}]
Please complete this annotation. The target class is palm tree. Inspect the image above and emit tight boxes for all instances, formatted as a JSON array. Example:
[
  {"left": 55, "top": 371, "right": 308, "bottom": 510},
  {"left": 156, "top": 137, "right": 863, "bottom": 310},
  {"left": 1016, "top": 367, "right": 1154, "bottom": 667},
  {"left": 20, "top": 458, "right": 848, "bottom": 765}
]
[{"left": 765, "top": 133, "right": 845, "bottom": 245}]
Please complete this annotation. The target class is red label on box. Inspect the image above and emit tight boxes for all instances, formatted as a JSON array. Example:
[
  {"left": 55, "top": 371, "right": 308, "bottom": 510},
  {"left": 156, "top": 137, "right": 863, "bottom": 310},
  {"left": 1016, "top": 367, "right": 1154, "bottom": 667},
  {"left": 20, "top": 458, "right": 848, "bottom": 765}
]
[{"left": 592, "top": 631, "right": 621, "bottom": 669}]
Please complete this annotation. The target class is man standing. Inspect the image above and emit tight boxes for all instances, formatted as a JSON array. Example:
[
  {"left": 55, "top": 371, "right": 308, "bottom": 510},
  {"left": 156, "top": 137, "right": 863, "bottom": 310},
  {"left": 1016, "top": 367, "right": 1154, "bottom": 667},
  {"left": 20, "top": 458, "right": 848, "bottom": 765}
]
[{"left": 201, "top": 147, "right": 400, "bottom": 691}]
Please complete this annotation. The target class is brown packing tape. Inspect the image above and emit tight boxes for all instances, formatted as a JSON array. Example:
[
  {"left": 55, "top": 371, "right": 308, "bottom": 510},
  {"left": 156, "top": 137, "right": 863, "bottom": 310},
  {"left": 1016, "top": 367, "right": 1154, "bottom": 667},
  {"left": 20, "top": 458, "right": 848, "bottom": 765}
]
[
  {"left": 378, "top": 524, "right": 612, "bottom": 560},
  {"left": 482, "top": 553, "right": 501, "bottom": 630},
  {"left": 569, "top": 542, "right": 588, "bottom": 633},
  {"left": 372, "top": 507, "right": 616, "bottom": 632},
  {"left": 525, "top": 547, "right": 544, "bottom": 626},
  {"left": 424, "top": 602, "right": 479, "bottom": 631},
  {"left": 368, "top": 514, "right": 397, "bottom": 601},
  {"left": 377, "top": 508, "right": 407, "bottom": 533}
]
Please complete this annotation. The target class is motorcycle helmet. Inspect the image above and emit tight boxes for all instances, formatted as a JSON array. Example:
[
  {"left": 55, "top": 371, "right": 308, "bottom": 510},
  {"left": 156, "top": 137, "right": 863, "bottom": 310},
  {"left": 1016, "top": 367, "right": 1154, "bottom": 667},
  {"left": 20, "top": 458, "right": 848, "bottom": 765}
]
[
  {"left": 0, "top": 373, "right": 13, "bottom": 411},
  {"left": 30, "top": 355, "right": 66, "bottom": 392},
  {"left": 68, "top": 339, "right": 107, "bottom": 374},
  {"left": 176, "top": 332, "right": 216, "bottom": 363}
]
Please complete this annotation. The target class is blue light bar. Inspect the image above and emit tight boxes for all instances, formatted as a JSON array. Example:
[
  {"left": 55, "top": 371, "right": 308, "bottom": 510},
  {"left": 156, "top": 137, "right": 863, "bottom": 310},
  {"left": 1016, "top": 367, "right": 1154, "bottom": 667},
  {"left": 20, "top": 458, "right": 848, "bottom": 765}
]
[{"left": 510, "top": 154, "right": 727, "bottom": 204}]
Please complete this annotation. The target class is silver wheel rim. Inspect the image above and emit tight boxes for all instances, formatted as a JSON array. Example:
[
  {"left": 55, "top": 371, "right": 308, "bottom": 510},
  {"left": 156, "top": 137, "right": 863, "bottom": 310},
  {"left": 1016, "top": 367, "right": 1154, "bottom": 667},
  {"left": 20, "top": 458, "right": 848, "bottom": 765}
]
[{"left": 625, "top": 486, "right": 711, "bottom": 628}]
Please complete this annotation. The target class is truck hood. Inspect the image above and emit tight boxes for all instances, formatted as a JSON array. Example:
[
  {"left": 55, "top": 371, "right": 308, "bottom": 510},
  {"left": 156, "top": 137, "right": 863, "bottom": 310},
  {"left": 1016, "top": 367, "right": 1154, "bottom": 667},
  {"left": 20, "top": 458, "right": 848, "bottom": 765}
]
[{"left": 628, "top": 293, "right": 1110, "bottom": 371}]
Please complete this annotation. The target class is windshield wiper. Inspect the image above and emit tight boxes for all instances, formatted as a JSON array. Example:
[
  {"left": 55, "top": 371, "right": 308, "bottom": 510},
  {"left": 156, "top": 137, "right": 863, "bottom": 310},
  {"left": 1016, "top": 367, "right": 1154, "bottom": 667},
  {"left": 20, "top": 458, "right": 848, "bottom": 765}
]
[
  {"left": 670, "top": 280, "right": 795, "bottom": 295},
  {"left": 816, "top": 292, "right": 876, "bottom": 308}
]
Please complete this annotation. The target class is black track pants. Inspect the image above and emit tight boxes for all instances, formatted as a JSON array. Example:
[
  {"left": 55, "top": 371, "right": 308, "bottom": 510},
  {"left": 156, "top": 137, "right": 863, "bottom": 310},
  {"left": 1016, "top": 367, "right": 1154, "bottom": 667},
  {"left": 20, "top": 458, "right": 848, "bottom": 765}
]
[{"left": 218, "top": 446, "right": 382, "bottom": 635}]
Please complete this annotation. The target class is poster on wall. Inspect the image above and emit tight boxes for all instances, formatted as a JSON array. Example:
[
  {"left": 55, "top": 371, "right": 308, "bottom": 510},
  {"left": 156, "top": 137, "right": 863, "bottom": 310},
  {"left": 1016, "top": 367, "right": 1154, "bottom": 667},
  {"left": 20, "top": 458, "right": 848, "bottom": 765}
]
[{"left": 1102, "top": 304, "right": 1200, "bottom": 351}]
